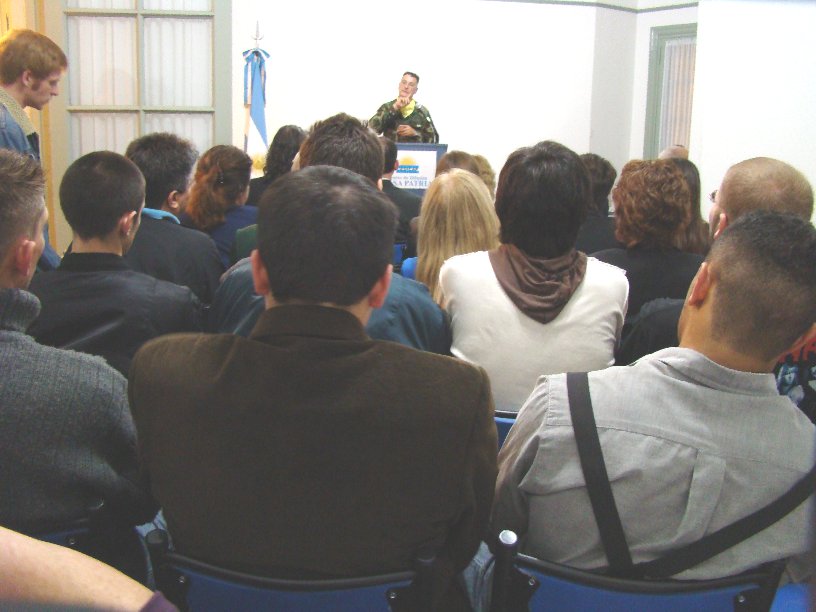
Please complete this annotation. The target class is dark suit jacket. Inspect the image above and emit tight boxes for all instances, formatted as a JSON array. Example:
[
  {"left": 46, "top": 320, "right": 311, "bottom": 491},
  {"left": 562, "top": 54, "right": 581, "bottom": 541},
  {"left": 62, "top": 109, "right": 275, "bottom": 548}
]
[
  {"left": 129, "top": 305, "right": 497, "bottom": 608},
  {"left": 124, "top": 214, "right": 224, "bottom": 304},
  {"left": 383, "top": 179, "right": 422, "bottom": 255}
]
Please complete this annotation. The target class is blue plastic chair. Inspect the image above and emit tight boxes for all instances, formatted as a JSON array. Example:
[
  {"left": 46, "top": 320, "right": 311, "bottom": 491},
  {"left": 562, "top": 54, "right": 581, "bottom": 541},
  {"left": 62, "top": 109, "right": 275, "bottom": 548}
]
[
  {"left": 770, "top": 584, "right": 813, "bottom": 612},
  {"left": 393, "top": 243, "right": 406, "bottom": 268},
  {"left": 491, "top": 530, "right": 784, "bottom": 612},
  {"left": 400, "top": 256, "right": 418, "bottom": 280},
  {"left": 495, "top": 411, "right": 516, "bottom": 450},
  {"left": 149, "top": 531, "right": 435, "bottom": 611}
]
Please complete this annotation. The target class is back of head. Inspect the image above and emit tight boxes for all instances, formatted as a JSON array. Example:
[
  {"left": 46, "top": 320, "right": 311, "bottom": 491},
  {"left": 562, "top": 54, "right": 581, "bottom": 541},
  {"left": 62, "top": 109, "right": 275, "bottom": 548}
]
[
  {"left": 657, "top": 144, "right": 688, "bottom": 160},
  {"left": 264, "top": 125, "right": 307, "bottom": 180},
  {"left": 380, "top": 136, "right": 398, "bottom": 175},
  {"left": 0, "top": 149, "right": 44, "bottom": 258},
  {"left": 256, "top": 165, "right": 396, "bottom": 306},
  {"left": 0, "top": 29, "right": 67, "bottom": 83},
  {"left": 299, "top": 113, "right": 383, "bottom": 184},
  {"left": 708, "top": 211, "right": 816, "bottom": 362},
  {"left": 472, "top": 154, "right": 496, "bottom": 199},
  {"left": 60, "top": 151, "right": 145, "bottom": 240},
  {"left": 495, "top": 141, "right": 589, "bottom": 258},
  {"left": 668, "top": 157, "right": 710, "bottom": 254},
  {"left": 580, "top": 153, "right": 616, "bottom": 216},
  {"left": 186, "top": 145, "right": 252, "bottom": 230},
  {"left": 417, "top": 169, "right": 500, "bottom": 303},
  {"left": 125, "top": 133, "right": 198, "bottom": 210},
  {"left": 436, "top": 150, "right": 480, "bottom": 177},
  {"left": 612, "top": 159, "right": 691, "bottom": 249},
  {"left": 720, "top": 157, "right": 813, "bottom": 221}
]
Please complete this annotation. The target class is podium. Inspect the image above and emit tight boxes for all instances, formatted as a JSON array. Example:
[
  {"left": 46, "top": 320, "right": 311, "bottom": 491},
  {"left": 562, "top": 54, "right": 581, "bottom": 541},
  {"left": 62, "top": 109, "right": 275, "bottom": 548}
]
[{"left": 392, "top": 143, "right": 448, "bottom": 196}]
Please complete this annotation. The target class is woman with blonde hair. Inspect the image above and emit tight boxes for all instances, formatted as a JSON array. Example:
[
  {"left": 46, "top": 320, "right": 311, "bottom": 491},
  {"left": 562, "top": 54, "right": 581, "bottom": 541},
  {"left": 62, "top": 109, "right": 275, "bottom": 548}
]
[
  {"left": 180, "top": 145, "right": 255, "bottom": 267},
  {"left": 416, "top": 169, "right": 499, "bottom": 304}
]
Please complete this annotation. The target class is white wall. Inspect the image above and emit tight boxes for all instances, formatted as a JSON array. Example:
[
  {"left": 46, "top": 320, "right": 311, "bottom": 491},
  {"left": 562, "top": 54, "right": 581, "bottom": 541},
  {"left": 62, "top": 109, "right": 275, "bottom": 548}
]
[
  {"left": 690, "top": 0, "right": 816, "bottom": 220},
  {"left": 230, "top": 0, "right": 600, "bottom": 177}
]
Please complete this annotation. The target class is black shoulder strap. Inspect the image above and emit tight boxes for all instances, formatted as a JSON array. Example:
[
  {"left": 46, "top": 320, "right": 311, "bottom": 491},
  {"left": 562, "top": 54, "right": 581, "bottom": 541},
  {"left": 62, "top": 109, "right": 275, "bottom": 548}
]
[
  {"left": 566, "top": 371, "right": 633, "bottom": 574},
  {"left": 566, "top": 371, "right": 816, "bottom": 579}
]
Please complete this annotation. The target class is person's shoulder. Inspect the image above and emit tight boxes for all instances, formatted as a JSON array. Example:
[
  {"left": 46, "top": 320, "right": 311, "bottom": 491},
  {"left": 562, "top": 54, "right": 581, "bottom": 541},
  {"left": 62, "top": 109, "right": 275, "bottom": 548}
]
[
  {"left": 590, "top": 246, "right": 627, "bottom": 263},
  {"left": 585, "top": 256, "right": 629, "bottom": 287},
  {"left": 442, "top": 250, "right": 490, "bottom": 272},
  {"left": 133, "top": 331, "right": 235, "bottom": 371},
  {"left": 373, "top": 335, "right": 487, "bottom": 385}
]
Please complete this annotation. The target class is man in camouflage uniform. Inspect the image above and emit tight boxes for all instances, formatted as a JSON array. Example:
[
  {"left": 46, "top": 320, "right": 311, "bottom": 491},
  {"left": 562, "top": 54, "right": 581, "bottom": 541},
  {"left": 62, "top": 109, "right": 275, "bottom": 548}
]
[{"left": 369, "top": 71, "right": 438, "bottom": 143}]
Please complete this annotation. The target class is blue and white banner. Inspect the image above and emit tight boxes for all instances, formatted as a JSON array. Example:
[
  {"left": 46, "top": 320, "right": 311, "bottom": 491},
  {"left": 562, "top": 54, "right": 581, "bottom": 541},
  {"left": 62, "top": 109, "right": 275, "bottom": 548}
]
[{"left": 243, "top": 47, "right": 269, "bottom": 155}]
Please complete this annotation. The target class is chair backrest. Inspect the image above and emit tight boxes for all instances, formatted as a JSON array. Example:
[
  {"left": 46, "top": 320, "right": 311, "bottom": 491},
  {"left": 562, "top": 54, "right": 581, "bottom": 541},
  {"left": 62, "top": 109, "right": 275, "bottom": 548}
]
[
  {"left": 769, "top": 583, "right": 812, "bottom": 612},
  {"left": 156, "top": 552, "right": 429, "bottom": 612},
  {"left": 400, "top": 256, "right": 417, "bottom": 280},
  {"left": 495, "top": 412, "right": 516, "bottom": 450},
  {"left": 491, "top": 530, "right": 783, "bottom": 612}
]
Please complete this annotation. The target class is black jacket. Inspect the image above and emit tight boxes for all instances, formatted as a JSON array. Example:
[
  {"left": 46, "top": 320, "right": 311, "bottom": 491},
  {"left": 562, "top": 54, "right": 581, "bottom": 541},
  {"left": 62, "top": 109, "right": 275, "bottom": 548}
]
[{"left": 29, "top": 252, "right": 204, "bottom": 375}]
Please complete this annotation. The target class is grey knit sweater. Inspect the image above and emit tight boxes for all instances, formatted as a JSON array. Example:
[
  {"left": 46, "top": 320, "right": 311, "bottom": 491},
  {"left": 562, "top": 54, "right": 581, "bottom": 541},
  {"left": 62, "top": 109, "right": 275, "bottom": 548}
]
[{"left": 0, "top": 288, "right": 156, "bottom": 532}]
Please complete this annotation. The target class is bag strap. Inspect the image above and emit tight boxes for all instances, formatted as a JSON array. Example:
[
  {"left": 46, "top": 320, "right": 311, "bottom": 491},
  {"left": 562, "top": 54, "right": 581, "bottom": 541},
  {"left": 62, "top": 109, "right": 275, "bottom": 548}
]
[
  {"left": 566, "top": 371, "right": 633, "bottom": 574},
  {"left": 566, "top": 371, "right": 816, "bottom": 579}
]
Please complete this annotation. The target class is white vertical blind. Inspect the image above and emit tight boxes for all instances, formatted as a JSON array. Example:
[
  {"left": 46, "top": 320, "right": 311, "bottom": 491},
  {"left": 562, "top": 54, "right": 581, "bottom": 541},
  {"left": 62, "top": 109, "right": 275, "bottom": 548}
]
[
  {"left": 67, "top": 17, "right": 137, "bottom": 107},
  {"left": 143, "top": 17, "right": 212, "bottom": 107},
  {"left": 145, "top": 113, "right": 212, "bottom": 153},
  {"left": 70, "top": 113, "right": 138, "bottom": 159},
  {"left": 659, "top": 37, "right": 696, "bottom": 151}
]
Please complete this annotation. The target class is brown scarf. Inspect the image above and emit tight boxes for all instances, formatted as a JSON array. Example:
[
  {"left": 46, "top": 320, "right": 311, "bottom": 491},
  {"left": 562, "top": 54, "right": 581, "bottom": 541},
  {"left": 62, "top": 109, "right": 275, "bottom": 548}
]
[{"left": 488, "top": 244, "right": 588, "bottom": 324}]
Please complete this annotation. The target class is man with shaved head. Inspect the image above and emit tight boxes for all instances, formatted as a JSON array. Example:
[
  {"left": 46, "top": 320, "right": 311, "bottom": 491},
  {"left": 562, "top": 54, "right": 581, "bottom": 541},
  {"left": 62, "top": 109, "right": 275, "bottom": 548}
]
[{"left": 708, "top": 157, "right": 813, "bottom": 239}]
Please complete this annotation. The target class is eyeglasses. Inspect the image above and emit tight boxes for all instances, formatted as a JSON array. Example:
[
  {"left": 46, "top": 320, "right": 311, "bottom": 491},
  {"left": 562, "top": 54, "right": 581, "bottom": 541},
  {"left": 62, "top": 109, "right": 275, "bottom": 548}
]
[{"left": 709, "top": 190, "right": 718, "bottom": 204}]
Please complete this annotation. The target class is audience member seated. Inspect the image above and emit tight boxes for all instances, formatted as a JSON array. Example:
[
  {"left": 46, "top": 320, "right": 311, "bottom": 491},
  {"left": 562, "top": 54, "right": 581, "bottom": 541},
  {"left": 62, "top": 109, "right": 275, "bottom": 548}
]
[
  {"left": 211, "top": 113, "right": 453, "bottom": 355},
  {"left": 575, "top": 153, "right": 619, "bottom": 254},
  {"left": 0, "top": 150, "right": 154, "bottom": 533},
  {"left": 129, "top": 166, "right": 497, "bottom": 610},
  {"left": 416, "top": 168, "right": 499, "bottom": 305},
  {"left": 245, "top": 124, "right": 306, "bottom": 206},
  {"left": 440, "top": 141, "right": 628, "bottom": 412},
  {"left": 614, "top": 157, "right": 815, "bottom": 424},
  {"left": 658, "top": 143, "right": 689, "bottom": 160},
  {"left": 472, "top": 154, "right": 496, "bottom": 199},
  {"left": 593, "top": 159, "right": 703, "bottom": 321},
  {"left": 179, "top": 145, "right": 255, "bottom": 268},
  {"left": 436, "top": 150, "right": 480, "bottom": 177},
  {"left": 29, "top": 151, "right": 203, "bottom": 376},
  {"left": 493, "top": 211, "right": 816, "bottom": 581},
  {"left": 123, "top": 132, "right": 223, "bottom": 304},
  {"left": 380, "top": 136, "right": 422, "bottom": 255},
  {"left": 0, "top": 526, "right": 170, "bottom": 611},
  {"left": 669, "top": 157, "right": 710, "bottom": 255}
]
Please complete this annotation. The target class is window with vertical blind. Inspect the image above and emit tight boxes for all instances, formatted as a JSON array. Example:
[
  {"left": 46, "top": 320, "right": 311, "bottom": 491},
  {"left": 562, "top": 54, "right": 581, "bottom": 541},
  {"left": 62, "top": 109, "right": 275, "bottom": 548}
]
[
  {"left": 644, "top": 23, "right": 697, "bottom": 159},
  {"left": 43, "top": 0, "right": 231, "bottom": 251}
]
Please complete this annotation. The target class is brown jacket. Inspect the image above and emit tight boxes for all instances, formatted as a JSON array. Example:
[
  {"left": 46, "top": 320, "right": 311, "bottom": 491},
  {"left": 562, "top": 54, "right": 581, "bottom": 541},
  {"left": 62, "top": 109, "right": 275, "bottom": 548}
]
[{"left": 128, "top": 304, "right": 497, "bottom": 607}]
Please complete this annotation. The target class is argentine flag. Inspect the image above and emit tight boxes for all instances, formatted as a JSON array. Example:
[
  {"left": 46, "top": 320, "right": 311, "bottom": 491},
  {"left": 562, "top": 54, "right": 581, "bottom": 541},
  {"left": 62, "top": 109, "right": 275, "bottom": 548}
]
[{"left": 243, "top": 47, "right": 269, "bottom": 155}]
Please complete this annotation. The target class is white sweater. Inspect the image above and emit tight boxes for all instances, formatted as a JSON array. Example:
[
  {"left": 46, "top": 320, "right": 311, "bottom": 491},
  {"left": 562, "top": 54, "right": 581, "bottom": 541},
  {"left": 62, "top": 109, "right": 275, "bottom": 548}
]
[{"left": 439, "top": 251, "right": 628, "bottom": 412}]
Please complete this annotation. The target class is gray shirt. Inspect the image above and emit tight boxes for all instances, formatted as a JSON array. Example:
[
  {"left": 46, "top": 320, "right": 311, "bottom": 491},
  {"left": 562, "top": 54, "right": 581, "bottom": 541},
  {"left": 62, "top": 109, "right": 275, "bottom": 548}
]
[{"left": 493, "top": 347, "right": 815, "bottom": 580}]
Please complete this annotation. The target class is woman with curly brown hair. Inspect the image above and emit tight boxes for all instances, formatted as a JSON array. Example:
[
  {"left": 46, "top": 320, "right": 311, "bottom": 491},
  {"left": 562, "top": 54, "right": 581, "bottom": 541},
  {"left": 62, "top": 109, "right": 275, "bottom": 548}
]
[
  {"left": 180, "top": 145, "right": 255, "bottom": 268},
  {"left": 593, "top": 159, "right": 704, "bottom": 320}
]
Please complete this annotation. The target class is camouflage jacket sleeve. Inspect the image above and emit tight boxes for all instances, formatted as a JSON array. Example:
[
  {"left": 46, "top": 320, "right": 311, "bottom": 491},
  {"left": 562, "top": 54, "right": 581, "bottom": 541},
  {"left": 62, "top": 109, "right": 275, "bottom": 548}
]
[{"left": 369, "top": 100, "right": 400, "bottom": 135}]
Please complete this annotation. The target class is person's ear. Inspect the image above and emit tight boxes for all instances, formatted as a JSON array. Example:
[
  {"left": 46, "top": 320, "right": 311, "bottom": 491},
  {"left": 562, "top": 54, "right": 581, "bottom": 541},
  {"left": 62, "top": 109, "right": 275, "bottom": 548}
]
[
  {"left": 12, "top": 236, "right": 37, "bottom": 280},
  {"left": 712, "top": 213, "right": 729, "bottom": 240},
  {"left": 687, "top": 262, "right": 712, "bottom": 307},
  {"left": 250, "top": 249, "right": 270, "bottom": 297},
  {"left": 376, "top": 178, "right": 383, "bottom": 192},
  {"left": 393, "top": 160, "right": 400, "bottom": 173},
  {"left": 21, "top": 69, "right": 35, "bottom": 89},
  {"left": 165, "top": 191, "right": 183, "bottom": 215},
  {"left": 119, "top": 210, "right": 138, "bottom": 238},
  {"left": 367, "top": 265, "right": 392, "bottom": 309}
]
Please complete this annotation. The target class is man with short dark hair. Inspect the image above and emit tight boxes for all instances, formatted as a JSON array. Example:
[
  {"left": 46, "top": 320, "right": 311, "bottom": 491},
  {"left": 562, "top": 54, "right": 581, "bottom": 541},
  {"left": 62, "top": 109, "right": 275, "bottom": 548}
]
[
  {"left": 494, "top": 211, "right": 816, "bottom": 580},
  {"left": 124, "top": 132, "right": 223, "bottom": 303},
  {"left": 369, "top": 71, "right": 438, "bottom": 143},
  {"left": 0, "top": 149, "right": 155, "bottom": 533},
  {"left": 380, "top": 136, "right": 422, "bottom": 249},
  {"left": 575, "top": 152, "right": 620, "bottom": 253},
  {"left": 130, "top": 166, "right": 496, "bottom": 609},
  {"left": 213, "top": 113, "right": 452, "bottom": 355},
  {"left": 29, "top": 151, "right": 203, "bottom": 375}
]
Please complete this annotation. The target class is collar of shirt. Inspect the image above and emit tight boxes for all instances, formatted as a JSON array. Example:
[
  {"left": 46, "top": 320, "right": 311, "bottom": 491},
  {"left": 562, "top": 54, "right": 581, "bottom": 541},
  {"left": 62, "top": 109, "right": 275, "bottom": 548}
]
[
  {"left": 0, "top": 87, "right": 35, "bottom": 136},
  {"left": 141, "top": 208, "right": 180, "bottom": 224}
]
